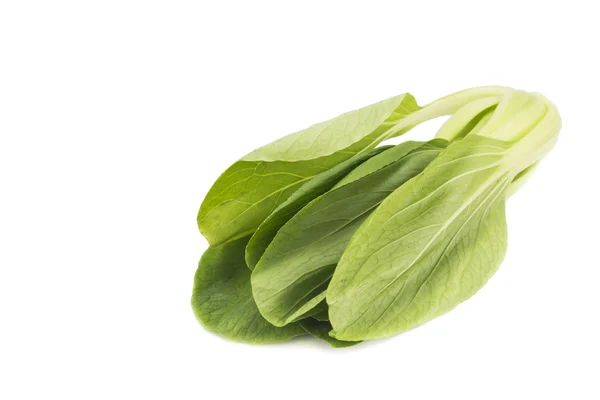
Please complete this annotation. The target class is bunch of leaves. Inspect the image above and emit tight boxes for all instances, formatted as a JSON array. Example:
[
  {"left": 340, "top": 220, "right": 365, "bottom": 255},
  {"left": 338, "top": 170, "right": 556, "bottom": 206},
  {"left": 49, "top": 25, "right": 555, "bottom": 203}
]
[{"left": 192, "top": 87, "right": 561, "bottom": 347}]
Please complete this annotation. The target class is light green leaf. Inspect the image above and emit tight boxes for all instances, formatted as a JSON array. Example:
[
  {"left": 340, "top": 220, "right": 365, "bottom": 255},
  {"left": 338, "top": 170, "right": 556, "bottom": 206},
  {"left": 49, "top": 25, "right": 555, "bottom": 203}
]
[
  {"left": 244, "top": 146, "right": 391, "bottom": 270},
  {"left": 299, "top": 318, "right": 361, "bottom": 348},
  {"left": 191, "top": 236, "right": 305, "bottom": 344},
  {"left": 242, "top": 94, "right": 417, "bottom": 162},
  {"left": 197, "top": 94, "right": 422, "bottom": 246},
  {"left": 251, "top": 141, "right": 446, "bottom": 327},
  {"left": 328, "top": 135, "right": 513, "bottom": 341}
]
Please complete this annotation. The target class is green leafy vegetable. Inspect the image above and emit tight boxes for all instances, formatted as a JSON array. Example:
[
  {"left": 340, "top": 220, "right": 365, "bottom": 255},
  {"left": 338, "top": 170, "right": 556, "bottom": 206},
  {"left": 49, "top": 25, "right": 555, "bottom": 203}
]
[
  {"left": 251, "top": 140, "right": 446, "bottom": 327},
  {"left": 191, "top": 236, "right": 305, "bottom": 344},
  {"left": 193, "top": 86, "right": 561, "bottom": 347}
]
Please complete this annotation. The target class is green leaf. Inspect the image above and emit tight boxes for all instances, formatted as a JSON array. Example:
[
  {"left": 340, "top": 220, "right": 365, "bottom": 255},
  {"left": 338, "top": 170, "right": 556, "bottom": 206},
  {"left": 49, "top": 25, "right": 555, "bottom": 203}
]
[
  {"left": 299, "top": 318, "right": 361, "bottom": 348},
  {"left": 286, "top": 296, "right": 328, "bottom": 323},
  {"left": 244, "top": 146, "right": 391, "bottom": 270},
  {"left": 191, "top": 236, "right": 305, "bottom": 344},
  {"left": 332, "top": 141, "right": 426, "bottom": 189},
  {"left": 327, "top": 135, "right": 512, "bottom": 341},
  {"left": 197, "top": 94, "right": 422, "bottom": 246},
  {"left": 241, "top": 94, "right": 419, "bottom": 163},
  {"left": 251, "top": 141, "right": 446, "bottom": 327},
  {"left": 311, "top": 310, "right": 330, "bottom": 322}
]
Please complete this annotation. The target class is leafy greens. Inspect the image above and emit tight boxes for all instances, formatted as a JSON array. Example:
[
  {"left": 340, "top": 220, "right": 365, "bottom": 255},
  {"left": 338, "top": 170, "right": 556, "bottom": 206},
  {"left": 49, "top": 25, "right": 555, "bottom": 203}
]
[{"left": 192, "top": 86, "right": 561, "bottom": 347}]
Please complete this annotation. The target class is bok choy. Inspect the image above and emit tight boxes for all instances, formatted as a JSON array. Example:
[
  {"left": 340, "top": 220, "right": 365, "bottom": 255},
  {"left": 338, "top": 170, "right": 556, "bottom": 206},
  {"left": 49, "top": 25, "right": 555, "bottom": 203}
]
[{"left": 192, "top": 86, "right": 561, "bottom": 347}]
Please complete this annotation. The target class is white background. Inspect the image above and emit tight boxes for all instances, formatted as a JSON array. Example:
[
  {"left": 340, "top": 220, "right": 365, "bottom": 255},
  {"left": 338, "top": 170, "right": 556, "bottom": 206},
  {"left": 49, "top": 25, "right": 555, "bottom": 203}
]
[{"left": 1, "top": 1, "right": 598, "bottom": 399}]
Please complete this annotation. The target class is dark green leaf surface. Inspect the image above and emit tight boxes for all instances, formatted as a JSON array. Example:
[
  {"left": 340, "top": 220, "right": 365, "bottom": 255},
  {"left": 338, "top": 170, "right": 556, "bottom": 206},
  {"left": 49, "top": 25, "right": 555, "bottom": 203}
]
[
  {"left": 328, "top": 135, "right": 512, "bottom": 341},
  {"left": 245, "top": 146, "right": 391, "bottom": 270},
  {"left": 251, "top": 141, "right": 446, "bottom": 327},
  {"left": 332, "top": 141, "right": 425, "bottom": 188},
  {"left": 197, "top": 94, "right": 421, "bottom": 246},
  {"left": 191, "top": 237, "right": 305, "bottom": 344},
  {"left": 311, "top": 310, "right": 330, "bottom": 322}
]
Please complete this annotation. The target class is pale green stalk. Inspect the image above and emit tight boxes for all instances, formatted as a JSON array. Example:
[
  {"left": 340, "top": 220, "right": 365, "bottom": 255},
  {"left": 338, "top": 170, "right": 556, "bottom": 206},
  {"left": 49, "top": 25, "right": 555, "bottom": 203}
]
[
  {"left": 381, "top": 86, "right": 512, "bottom": 141},
  {"left": 430, "top": 88, "right": 560, "bottom": 195},
  {"left": 435, "top": 96, "right": 502, "bottom": 140}
]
